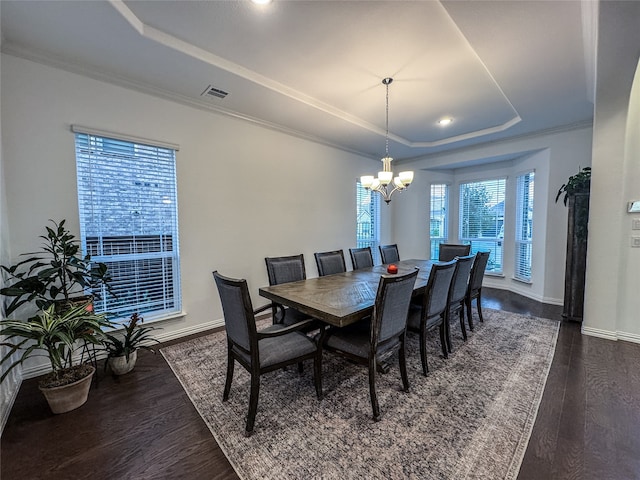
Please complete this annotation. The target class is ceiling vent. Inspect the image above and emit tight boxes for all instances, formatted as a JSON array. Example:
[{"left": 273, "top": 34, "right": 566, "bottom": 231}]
[{"left": 201, "top": 85, "right": 229, "bottom": 99}]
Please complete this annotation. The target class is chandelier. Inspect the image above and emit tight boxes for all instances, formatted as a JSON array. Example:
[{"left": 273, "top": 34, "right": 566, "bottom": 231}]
[{"left": 360, "top": 77, "right": 414, "bottom": 204}]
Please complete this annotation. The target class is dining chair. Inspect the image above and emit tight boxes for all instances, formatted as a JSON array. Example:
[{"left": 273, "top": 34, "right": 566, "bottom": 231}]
[
  {"left": 314, "top": 250, "right": 347, "bottom": 277},
  {"left": 444, "top": 254, "right": 475, "bottom": 352},
  {"left": 407, "top": 259, "right": 456, "bottom": 376},
  {"left": 465, "top": 251, "right": 490, "bottom": 331},
  {"left": 213, "top": 271, "right": 322, "bottom": 436},
  {"left": 349, "top": 246, "right": 374, "bottom": 270},
  {"left": 320, "top": 268, "right": 419, "bottom": 421},
  {"left": 438, "top": 243, "right": 471, "bottom": 262},
  {"left": 264, "top": 254, "right": 313, "bottom": 328},
  {"left": 379, "top": 244, "right": 400, "bottom": 264}
]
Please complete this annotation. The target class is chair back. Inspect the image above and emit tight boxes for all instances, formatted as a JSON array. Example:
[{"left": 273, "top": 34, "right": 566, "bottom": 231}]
[
  {"left": 213, "top": 271, "right": 257, "bottom": 353},
  {"left": 265, "top": 254, "right": 306, "bottom": 286},
  {"left": 349, "top": 247, "right": 374, "bottom": 270},
  {"left": 373, "top": 269, "right": 419, "bottom": 345},
  {"left": 379, "top": 244, "right": 400, "bottom": 264},
  {"left": 469, "top": 251, "right": 490, "bottom": 293},
  {"left": 449, "top": 254, "right": 475, "bottom": 305},
  {"left": 438, "top": 243, "right": 471, "bottom": 261},
  {"left": 314, "top": 250, "right": 347, "bottom": 277},
  {"left": 423, "top": 260, "right": 457, "bottom": 318}
]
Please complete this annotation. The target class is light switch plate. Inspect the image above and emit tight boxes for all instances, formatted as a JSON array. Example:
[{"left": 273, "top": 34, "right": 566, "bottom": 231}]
[
  {"left": 632, "top": 236, "right": 640, "bottom": 248},
  {"left": 633, "top": 218, "right": 640, "bottom": 230}
]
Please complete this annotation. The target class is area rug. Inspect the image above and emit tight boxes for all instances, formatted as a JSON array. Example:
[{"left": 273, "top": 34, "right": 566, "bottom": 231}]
[{"left": 161, "top": 309, "right": 559, "bottom": 480}]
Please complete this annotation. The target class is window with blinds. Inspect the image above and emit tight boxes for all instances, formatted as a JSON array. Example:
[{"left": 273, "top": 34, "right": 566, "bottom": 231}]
[
  {"left": 356, "top": 180, "right": 380, "bottom": 263},
  {"left": 74, "top": 130, "right": 181, "bottom": 321},
  {"left": 459, "top": 178, "right": 506, "bottom": 274},
  {"left": 515, "top": 172, "right": 534, "bottom": 281},
  {"left": 429, "top": 184, "right": 449, "bottom": 260}
]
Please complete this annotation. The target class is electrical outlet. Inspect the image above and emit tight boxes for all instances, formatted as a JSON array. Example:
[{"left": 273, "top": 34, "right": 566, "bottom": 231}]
[
  {"left": 632, "top": 236, "right": 640, "bottom": 248},
  {"left": 633, "top": 218, "right": 640, "bottom": 230}
]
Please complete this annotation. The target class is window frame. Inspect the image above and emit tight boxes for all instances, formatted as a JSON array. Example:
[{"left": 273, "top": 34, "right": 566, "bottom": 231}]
[
  {"left": 356, "top": 179, "right": 381, "bottom": 264},
  {"left": 429, "top": 183, "right": 449, "bottom": 260},
  {"left": 74, "top": 127, "right": 182, "bottom": 322},
  {"left": 514, "top": 171, "right": 535, "bottom": 282}
]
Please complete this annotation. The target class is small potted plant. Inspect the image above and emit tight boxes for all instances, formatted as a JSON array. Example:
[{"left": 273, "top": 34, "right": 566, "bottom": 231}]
[
  {"left": 104, "top": 312, "right": 160, "bottom": 375},
  {"left": 0, "top": 301, "right": 112, "bottom": 413},
  {"left": 0, "top": 219, "right": 112, "bottom": 317}
]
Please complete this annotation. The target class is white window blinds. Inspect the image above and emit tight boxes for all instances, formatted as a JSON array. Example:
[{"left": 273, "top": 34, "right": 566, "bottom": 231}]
[
  {"left": 515, "top": 172, "right": 535, "bottom": 281},
  {"left": 459, "top": 178, "right": 506, "bottom": 274},
  {"left": 74, "top": 130, "right": 181, "bottom": 321},
  {"left": 430, "top": 184, "right": 449, "bottom": 260},
  {"left": 356, "top": 180, "right": 380, "bottom": 263}
]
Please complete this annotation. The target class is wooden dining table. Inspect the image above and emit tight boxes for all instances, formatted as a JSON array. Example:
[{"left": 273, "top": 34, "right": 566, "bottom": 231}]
[{"left": 259, "top": 259, "right": 435, "bottom": 328}]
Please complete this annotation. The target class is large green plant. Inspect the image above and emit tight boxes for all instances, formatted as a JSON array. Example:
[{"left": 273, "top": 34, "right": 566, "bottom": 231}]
[
  {"left": 0, "top": 301, "right": 112, "bottom": 386},
  {"left": 104, "top": 312, "right": 159, "bottom": 362},
  {"left": 555, "top": 167, "right": 591, "bottom": 205},
  {"left": 0, "top": 219, "right": 112, "bottom": 317}
]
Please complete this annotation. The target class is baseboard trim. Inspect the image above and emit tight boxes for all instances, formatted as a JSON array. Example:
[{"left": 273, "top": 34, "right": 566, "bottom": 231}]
[
  {"left": 483, "top": 283, "right": 563, "bottom": 306},
  {"left": 581, "top": 326, "right": 640, "bottom": 344},
  {"left": 20, "top": 318, "right": 228, "bottom": 380}
]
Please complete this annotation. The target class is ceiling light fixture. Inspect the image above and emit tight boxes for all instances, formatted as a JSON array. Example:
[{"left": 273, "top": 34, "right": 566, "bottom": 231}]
[
  {"left": 251, "top": 0, "right": 272, "bottom": 4},
  {"left": 360, "top": 78, "right": 414, "bottom": 205},
  {"left": 438, "top": 117, "right": 453, "bottom": 126}
]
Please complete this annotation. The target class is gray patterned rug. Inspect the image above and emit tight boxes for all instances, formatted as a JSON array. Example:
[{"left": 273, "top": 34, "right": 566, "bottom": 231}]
[{"left": 161, "top": 309, "right": 559, "bottom": 480}]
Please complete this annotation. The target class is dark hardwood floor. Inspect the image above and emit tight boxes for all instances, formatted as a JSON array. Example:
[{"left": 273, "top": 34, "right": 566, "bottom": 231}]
[{"left": 2, "top": 288, "right": 639, "bottom": 479}]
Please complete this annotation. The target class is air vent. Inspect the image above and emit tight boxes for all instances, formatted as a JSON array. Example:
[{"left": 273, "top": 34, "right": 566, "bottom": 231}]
[{"left": 201, "top": 85, "right": 229, "bottom": 99}]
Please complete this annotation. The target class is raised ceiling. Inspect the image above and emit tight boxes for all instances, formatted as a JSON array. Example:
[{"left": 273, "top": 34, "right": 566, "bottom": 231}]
[{"left": 0, "top": 0, "right": 595, "bottom": 162}]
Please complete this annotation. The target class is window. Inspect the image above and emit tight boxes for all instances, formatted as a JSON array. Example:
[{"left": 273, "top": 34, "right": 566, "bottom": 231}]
[
  {"left": 356, "top": 180, "right": 380, "bottom": 263},
  {"left": 74, "top": 129, "right": 181, "bottom": 321},
  {"left": 515, "top": 172, "right": 535, "bottom": 281},
  {"left": 459, "top": 178, "right": 506, "bottom": 274},
  {"left": 429, "top": 184, "right": 449, "bottom": 260}
]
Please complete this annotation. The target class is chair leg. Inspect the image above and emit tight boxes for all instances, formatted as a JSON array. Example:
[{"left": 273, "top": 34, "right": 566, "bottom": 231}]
[
  {"left": 223, "top": 346, "right": 234, "bottom": 402},
  {"left": 445, "top": 311, "right": 452, "bottom": 354},
  {"left": 399, "top": 336, "right": 410, "bottom": 393},
  {"left": 476, "top": 289, "right": 484, "bottom": 323},
  {"left": 369, "top": 355, "right": 380, "bottom": 421},
  {"left": 314, "top": 347, "right": 323, "bottom": 400},
  {"left": 439, "top": 323, "right": 448, "bottom": 359},
  {"left": 459, "top": 307, "right": 467, "bottom": 341},
  {"left": 466, "top": 297, "right": 475, "bottom": 331},
  {"left": 245, "top": 373, "right": 260, "bottom": 437},
  {"left": 420, "top": 324, "right": 429, "bottom": 376},
  {"left": 298, "top": 362, "right": 304, "bottom": 373}
]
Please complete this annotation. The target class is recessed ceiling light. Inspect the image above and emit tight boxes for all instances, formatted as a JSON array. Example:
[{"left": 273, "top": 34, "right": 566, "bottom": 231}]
[
  {"left": 438, "top": 118, "right": 453, "bottom": 126},
  {"left": 251, "top": 0, "right": 272, "bottom": 4}
]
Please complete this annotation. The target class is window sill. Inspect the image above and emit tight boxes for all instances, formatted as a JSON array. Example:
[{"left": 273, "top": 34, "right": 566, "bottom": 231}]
[
  {"left": 485, "top": 272, "right": 505, "bottom": 278},
  {"left": 143, "top": 310, "right": 187, "bottom": 325},
  {"left": 512, "top": 277, "right": 533, "bottom": 285}
]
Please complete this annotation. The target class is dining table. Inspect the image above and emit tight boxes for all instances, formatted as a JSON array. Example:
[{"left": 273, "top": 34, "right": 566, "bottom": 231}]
[{"left": 258, "top": 259, "right": 435, "bottom": 328}]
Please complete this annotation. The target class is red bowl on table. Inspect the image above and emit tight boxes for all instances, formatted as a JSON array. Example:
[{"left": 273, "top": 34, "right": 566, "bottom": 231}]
[{"left": 386, "top": 264, "right": 398, "bottom": 274}]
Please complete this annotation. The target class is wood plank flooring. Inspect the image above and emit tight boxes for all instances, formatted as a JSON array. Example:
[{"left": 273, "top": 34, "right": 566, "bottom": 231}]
[{"left": 2, "top": 288, "right": 640, "bottom": 479}]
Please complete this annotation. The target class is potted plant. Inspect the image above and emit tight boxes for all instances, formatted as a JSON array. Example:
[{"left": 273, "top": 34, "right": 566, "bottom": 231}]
[
  {"left": 104, "top": 312, "right": 160, "bottom": 375},
  {"left": 0, "top": 219, "right": 112, "bottom": 317},
  {"left": 0, "top": 301, "right": 112, "bottom": 413},
  {"left": 555, "top": 166, "right": 591, "bottom": 321}
]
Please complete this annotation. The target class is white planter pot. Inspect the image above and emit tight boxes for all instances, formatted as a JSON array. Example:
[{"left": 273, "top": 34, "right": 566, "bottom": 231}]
[
  {"left": 39, "top": 365, "right": 95, "bottom": 414},
  {"left": 108, "top": 350, "right": 138, "bottom": 375}
]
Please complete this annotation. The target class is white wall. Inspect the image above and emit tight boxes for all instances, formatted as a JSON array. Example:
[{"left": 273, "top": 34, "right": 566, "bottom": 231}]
[
  {"left": 0, "top": 54, "right": 383, "bottom": 376},
  {"left": 583, "top": 0, "right": 640, "bottom": 342},
  {"left": 0, "top": 13, "right": 22, "bottom": 432},
  {"left": 394, "top": 126, "right": 592, "bottom": 305}
]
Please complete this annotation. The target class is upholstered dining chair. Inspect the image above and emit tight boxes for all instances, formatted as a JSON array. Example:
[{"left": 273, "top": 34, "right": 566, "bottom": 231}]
[
  {"left": 465, "top": 251, "right": 490, "bottom": 331},
  {"left": 314, "top": 250, "right": 347, "bottom": 277},
  {"left": 407, "top": 260, "right": 456, "bottom": 376},
  {"left": 320, "top": 268, "right": 419, "bottom": 421},
  {"left": 264, "top": 254, "right": 313, "bottom": 328},
  {"left": 213, "top": 271, "right": 322, "bottom": 436},
  {"left": 349, "top": 246, "right": 374, "bottom": 270},
  {"left": 438, "top": 243, "right": 471, "bottom": 261},
  {"left": 444, "top": 254, "right": 475, "bottom": 352},
  {"left": 379, "top": 244, "right": 400, "bottom": 264}
]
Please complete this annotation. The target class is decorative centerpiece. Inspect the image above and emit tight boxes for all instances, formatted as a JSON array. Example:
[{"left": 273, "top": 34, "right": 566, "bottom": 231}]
[{"left": 386, "top": 264, "right": 398, "bottom": 274}]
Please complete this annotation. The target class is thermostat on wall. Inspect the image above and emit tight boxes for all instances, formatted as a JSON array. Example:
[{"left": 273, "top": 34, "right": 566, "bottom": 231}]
[{"left": 628, "top": 201, "right": 640, "bottom": 213}]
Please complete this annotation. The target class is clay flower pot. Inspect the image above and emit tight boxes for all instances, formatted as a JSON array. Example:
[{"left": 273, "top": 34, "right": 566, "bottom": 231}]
[
  {"left": 107, "top": 350, "right": 138, "bottom": 375},
  {"left": 39, "top": 365, "right": 95, "bottom": 414}
]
